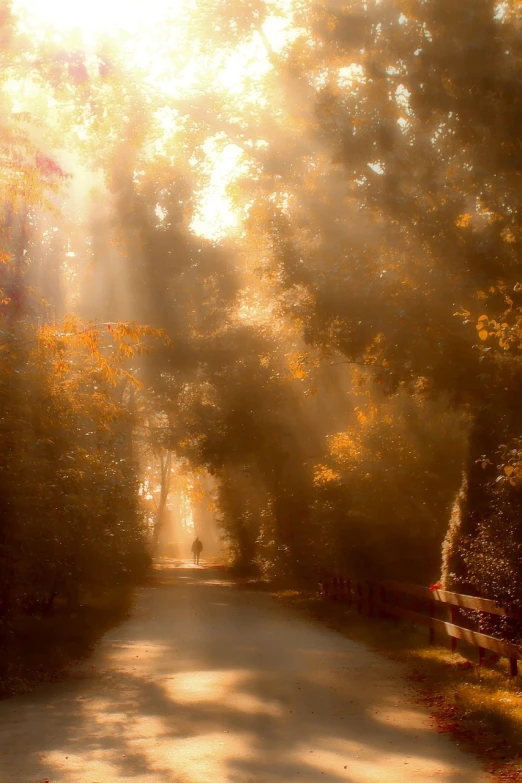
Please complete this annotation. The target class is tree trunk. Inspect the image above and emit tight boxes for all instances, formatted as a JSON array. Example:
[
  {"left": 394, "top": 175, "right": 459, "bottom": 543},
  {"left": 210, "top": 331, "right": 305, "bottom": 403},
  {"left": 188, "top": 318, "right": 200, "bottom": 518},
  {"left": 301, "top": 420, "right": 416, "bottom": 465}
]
[{"left": 151, "top": 449, "right": 172, "bottom": 554}]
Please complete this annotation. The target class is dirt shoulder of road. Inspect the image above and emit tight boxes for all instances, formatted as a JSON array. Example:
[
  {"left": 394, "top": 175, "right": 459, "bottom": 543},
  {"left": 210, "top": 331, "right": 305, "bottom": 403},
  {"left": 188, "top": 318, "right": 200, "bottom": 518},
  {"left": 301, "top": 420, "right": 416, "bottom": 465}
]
[
  {"left": 256, "top": 584, "right": 522, "bottom": 783},
  {"left": 0, "top": 583, "right": 135, "bottom": 699}
]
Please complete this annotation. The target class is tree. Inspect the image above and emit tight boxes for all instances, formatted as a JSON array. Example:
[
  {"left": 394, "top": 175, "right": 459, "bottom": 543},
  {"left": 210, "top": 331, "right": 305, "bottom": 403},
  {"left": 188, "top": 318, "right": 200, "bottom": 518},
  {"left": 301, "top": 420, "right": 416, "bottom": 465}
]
[
  {"left": 0, "top": 314, "right": 162, "bottom": 632},
  {"left": 258, "top": 0, "right": 522, "bottom": 605},
  {"left": 4, "top": 0, "right": 515, "bottom": 605}
]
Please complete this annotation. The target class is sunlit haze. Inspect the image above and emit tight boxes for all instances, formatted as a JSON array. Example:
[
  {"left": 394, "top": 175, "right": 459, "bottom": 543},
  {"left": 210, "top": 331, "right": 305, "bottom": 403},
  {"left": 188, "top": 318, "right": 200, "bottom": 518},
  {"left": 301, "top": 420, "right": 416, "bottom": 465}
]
[
  {"left": 1, "top": 3, "right": 522, "bottom": 779},
  {"left": 13, "top": 0, "right": 184, "bottom": 36},
  {"left": 14, "top": 0, "right": 285, "bottom": 239}
]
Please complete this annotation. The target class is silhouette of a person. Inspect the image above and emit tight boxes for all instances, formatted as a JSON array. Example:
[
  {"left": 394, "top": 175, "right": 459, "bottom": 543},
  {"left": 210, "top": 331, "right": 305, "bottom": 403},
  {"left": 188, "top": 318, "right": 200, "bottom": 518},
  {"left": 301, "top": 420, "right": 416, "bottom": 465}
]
[{"left": 191, "top": 536, "right": 203, "bottom": 565}]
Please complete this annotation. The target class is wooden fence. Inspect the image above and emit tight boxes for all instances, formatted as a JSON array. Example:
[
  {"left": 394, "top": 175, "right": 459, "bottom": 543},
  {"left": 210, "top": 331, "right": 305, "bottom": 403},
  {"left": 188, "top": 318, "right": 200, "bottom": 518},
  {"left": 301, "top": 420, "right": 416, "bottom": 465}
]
[{"left": 319, "top": 573, "right": 522, "bottom": 677}]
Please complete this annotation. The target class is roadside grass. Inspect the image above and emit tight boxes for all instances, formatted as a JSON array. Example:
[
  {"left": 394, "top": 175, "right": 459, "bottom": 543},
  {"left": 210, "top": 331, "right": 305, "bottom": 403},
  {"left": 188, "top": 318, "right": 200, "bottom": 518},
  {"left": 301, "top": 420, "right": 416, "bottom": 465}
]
[
  {"left": 0, "top": 583, "right": 135, "bottom": 699},
  {"left": 273, "top": 588, "right": 522, "bottom": 783}
]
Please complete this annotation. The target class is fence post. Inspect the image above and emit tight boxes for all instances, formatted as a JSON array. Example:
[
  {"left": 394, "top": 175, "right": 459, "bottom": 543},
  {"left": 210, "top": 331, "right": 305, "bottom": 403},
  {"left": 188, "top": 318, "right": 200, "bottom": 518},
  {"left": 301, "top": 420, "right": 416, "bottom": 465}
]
[
  {"left": 510, "top": 657, "right": 518, "bottom": 678},
  {"left": 478, "top": 646, "right": 485, "bottom": 666},
  {"left": 450, "top": 606, "right": 458, "bottom": 653},
  {"left": 319, "top": 568, "right": 328, "bottom": 598},
  {"left": 429, "top": 599, "right": 435, "bottom": 645}
]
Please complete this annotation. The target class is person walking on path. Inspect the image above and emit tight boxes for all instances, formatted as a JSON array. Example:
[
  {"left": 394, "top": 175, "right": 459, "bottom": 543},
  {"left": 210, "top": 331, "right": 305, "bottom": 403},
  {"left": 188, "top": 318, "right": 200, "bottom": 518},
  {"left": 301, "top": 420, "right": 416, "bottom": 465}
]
[{"left": 191, "top": 536, "right": 203, "bottom": 565}]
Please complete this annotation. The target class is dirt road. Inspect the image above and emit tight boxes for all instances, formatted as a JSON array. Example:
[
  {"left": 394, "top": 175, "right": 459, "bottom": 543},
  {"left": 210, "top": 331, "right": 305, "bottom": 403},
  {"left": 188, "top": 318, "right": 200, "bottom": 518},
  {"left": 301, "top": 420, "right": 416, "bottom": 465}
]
[{"left": 0, "top": 563, "right": 489, "bottom": 783}]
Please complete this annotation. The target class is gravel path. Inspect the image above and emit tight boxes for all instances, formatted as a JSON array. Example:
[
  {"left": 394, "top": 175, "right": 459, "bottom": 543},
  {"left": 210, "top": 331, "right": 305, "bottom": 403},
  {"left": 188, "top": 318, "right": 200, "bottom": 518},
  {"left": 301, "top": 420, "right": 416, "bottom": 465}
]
[{"left": 0, "top": 563, "right": 489, "bottom": 783}]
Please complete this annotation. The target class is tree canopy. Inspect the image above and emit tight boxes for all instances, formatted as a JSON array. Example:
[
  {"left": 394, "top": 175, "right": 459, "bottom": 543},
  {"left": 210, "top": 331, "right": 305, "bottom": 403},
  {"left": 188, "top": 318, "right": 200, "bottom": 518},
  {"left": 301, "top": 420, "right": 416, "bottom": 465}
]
[{"left": 2, "top": 0, "right": 522, "bottom": 642}]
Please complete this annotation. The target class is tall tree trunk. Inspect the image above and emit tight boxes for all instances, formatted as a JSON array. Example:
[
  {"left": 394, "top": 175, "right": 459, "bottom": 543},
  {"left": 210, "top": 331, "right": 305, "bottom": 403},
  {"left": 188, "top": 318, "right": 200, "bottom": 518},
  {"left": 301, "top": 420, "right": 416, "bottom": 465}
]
[{"left": 152, "top": 449, "right": 172, "bottom": 553}]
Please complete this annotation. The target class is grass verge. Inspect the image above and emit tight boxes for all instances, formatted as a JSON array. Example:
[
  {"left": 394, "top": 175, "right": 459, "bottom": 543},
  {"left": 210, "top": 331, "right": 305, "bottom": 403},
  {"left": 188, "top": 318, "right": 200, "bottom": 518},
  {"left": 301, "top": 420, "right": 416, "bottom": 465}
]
[
  {"left": 0, "top": 583, "right": 135, "bottom": 699},
  {"left": 273, "top": 587, "right": 522, "bottom": 783}
]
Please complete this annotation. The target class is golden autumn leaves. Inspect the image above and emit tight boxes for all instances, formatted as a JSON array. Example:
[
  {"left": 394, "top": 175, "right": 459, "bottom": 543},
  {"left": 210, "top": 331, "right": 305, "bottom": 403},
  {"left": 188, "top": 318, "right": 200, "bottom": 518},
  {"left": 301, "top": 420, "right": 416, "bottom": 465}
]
[
  {"left": 468, "top": 286, "right": 522, "bottom": 352},
  {"left": 476, "top": 314, "right": 513, "bottom": 349},
  {"left": 35, "top": 316, "right": 170, "bottom": 389}
]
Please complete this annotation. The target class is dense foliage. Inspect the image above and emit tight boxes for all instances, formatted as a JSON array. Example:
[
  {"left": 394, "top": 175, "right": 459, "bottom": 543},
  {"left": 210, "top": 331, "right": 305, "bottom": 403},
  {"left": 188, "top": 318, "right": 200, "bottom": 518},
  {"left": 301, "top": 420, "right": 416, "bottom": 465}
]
[
  {"left": 0, "top": 309, "right": 157, "bottom": 633},
  {"left": 2, "top": 0, "right": 522, "bottom": 647}
]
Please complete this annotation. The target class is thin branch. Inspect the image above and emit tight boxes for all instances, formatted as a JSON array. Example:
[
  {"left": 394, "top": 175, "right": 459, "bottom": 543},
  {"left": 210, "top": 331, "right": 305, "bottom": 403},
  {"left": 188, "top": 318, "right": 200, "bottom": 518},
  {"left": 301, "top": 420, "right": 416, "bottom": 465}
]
[{"left": 316, "top": 358, "right": 371, "bottom": 370}]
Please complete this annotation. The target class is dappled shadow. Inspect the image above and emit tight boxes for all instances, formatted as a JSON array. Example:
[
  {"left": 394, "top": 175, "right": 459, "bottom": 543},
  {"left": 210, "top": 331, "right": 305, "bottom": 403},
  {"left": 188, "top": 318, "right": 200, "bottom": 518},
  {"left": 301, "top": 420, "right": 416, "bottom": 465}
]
[{"left": 0, "top": 565, "right": 488, "bottom": 782}]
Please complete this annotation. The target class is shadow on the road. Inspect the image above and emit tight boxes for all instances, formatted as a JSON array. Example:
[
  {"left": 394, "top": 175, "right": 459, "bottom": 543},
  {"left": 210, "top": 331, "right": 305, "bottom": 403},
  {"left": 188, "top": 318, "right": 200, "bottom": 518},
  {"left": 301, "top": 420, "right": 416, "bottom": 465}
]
[{"left": 0, "top": 564, "right": 484, "bottom": 783}]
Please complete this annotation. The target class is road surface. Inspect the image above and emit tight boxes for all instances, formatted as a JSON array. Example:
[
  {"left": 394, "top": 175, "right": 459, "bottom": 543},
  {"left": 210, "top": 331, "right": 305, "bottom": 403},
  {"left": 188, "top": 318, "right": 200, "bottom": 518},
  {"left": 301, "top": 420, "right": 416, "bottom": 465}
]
[{"left": 0, "top": 563, "right": 489, "bottom": 783}]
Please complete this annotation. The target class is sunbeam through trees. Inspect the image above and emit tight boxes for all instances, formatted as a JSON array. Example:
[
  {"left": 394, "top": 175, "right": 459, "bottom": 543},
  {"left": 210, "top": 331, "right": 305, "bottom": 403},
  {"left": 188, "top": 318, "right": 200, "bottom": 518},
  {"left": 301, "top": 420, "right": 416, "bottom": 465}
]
[{"left": 1, "top": 0, "right": 522, "bottom": 691}]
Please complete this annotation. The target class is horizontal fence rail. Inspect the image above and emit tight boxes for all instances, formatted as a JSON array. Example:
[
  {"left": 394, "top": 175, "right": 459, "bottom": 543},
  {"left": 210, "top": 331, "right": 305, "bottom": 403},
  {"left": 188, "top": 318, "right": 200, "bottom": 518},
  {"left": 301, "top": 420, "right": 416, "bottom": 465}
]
[{"left": 318, "top": 573, "right": 522, "bottom": 677}]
